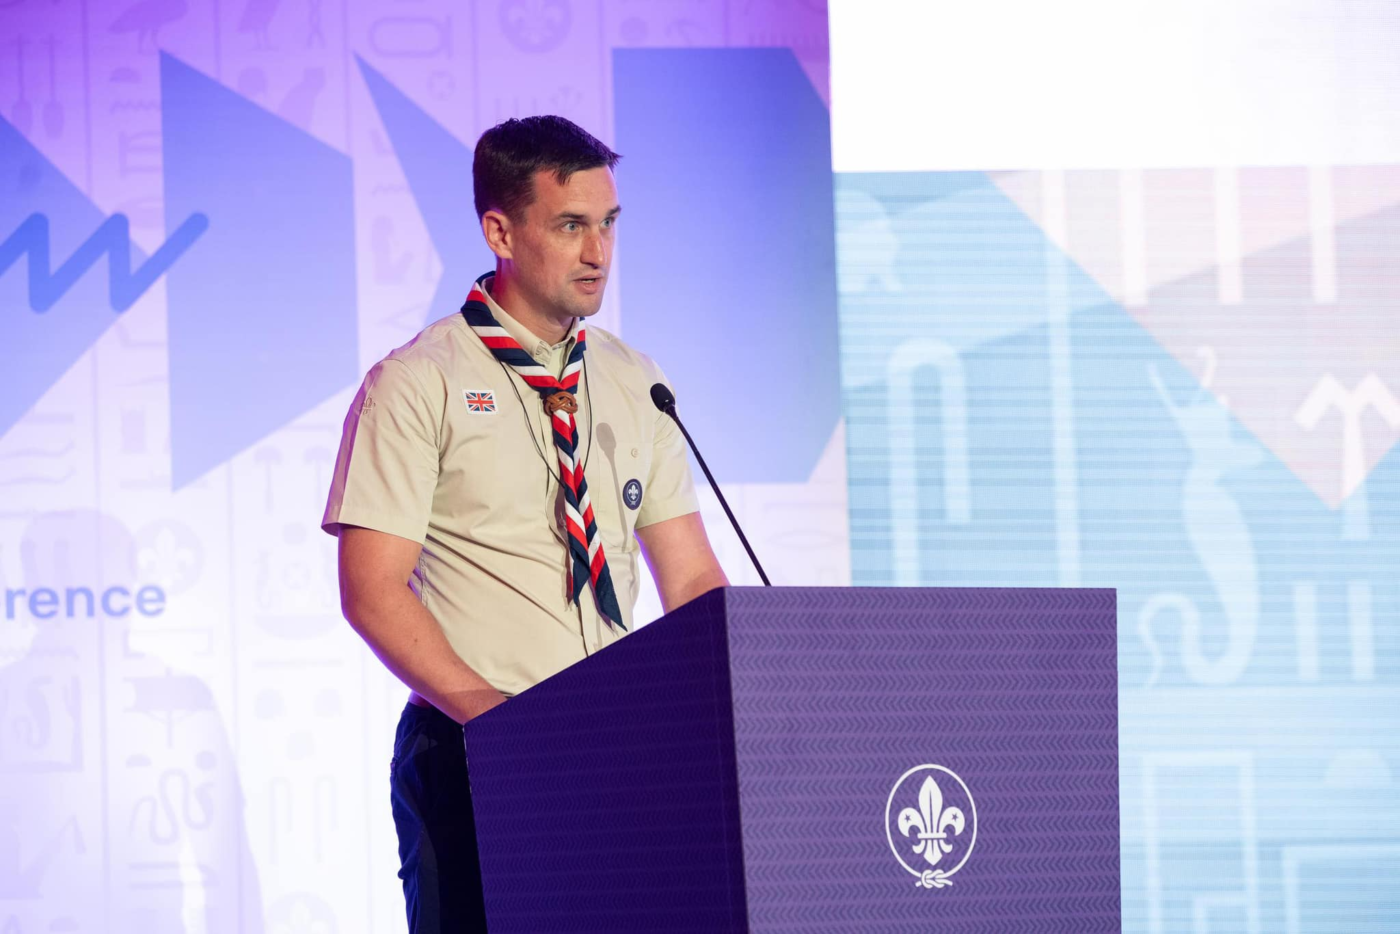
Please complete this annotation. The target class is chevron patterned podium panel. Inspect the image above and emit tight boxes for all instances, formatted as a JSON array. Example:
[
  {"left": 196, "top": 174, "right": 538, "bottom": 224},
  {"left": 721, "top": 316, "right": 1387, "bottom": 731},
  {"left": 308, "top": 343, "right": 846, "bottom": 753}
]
[{"left": 463, "top": 587, "right": 1120, "bottom": 932}]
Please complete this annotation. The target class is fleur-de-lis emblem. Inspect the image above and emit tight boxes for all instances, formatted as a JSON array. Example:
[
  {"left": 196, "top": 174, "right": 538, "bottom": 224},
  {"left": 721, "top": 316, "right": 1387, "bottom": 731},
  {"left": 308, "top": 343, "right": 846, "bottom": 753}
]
[
  {"left": 886, "top": 764, "right": 977, "bottom": 889},
  {"left": 897, "top": 775, "right": 966, "bottom": 868}
]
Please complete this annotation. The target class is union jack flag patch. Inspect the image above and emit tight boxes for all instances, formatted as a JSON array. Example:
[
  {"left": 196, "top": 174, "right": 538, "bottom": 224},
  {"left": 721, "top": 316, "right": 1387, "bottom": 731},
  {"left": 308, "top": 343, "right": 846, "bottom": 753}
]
[{"left": 463, "top": 390, "right": 496, "bottom": 414}]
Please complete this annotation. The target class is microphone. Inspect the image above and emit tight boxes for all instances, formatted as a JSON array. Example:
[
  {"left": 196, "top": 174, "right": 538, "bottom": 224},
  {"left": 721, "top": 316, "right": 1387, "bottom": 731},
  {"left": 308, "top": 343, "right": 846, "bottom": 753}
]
[{"left": 650, "top": 383, "right": 771, "bottom": 586}]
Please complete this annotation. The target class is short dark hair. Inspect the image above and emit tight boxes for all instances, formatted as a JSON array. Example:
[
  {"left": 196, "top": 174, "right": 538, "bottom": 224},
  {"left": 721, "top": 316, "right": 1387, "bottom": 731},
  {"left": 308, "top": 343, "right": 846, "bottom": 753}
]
[{"left": 473, "top": 115, "right": 621, "bottom": 221}]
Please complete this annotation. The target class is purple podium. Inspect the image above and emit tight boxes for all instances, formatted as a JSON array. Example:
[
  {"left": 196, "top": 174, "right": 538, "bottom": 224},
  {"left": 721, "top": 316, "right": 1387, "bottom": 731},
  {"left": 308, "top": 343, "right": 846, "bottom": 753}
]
[{"left": 463, "top": 587, "right": 1120, "bottom": 932}]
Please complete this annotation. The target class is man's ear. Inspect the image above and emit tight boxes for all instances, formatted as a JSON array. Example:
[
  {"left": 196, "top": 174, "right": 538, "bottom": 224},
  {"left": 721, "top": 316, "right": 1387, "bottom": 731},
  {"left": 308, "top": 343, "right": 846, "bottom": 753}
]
[{"left": 481, "top": 209, "right": 514, "bottom": 260}]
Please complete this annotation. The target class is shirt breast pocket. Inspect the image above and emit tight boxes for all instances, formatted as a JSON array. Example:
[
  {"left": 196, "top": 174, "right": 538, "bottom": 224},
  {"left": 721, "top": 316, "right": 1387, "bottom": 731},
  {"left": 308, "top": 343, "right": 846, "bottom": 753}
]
[
  {"left": 439, "top": 386, "right": 535, "bottom": 535},
  {"left": 588, "top": 431, "right": 651, "bottom": 551}
]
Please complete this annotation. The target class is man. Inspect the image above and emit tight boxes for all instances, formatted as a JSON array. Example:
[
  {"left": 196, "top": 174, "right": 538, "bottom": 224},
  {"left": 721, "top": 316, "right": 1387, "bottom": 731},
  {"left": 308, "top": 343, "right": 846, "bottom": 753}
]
[{"left": 321, "top": 116, "right": 728, "bottom": 932}]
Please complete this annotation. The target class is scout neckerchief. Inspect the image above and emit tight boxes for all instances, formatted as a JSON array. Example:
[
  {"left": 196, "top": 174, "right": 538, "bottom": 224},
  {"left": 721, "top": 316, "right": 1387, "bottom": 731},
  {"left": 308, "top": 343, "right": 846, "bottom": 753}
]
[{"left": 460, "top": 272, "right": 625, "bottom": 630}]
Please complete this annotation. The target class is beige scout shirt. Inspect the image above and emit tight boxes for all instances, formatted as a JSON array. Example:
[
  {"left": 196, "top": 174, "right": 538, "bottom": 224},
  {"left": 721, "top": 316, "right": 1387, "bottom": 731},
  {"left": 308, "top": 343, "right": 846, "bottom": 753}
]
[{"left": 322, "top": 278, "right": 700, "bottom": 696}]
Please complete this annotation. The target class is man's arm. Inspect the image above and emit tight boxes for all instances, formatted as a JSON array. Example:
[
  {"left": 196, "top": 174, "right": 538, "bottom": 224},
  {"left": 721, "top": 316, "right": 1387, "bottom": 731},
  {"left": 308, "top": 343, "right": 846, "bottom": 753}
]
[
  {"left": 635, "top": 512, "right": 729, "bottom": 614},
  {"left": 338, "top": 525, "right": 506, "bottom": 724}
]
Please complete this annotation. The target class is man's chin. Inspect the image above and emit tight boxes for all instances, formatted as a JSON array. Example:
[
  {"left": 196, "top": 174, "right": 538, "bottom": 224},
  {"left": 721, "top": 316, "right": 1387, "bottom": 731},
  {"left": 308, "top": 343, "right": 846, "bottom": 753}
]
[{"left": 564, "top": 294, "right": 606, "bottom": 318}]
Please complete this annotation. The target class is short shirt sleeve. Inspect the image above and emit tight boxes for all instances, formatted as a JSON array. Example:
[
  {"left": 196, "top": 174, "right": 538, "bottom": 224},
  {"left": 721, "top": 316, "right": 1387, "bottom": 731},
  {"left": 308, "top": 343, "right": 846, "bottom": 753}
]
[
  {"left": 635, "top": 364, "right": 701, "bottom": 530},
  {"left": 321, "top": 358, "right": 441, "bottom": 542}
]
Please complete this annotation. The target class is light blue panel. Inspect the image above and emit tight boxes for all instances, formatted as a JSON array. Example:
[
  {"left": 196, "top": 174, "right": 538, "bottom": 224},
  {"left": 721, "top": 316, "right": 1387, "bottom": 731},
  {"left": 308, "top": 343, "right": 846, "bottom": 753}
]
[
  {"left": 161, "top": 53, "right": 358, "bottom": 488},
  {"left": 839, "top": 171, "right": 1113, "bottom": 586},
  {"left": 614, "top": 49, "right": 840, "bottom": 484},
  {"left": 837, "top": 170, "right": 1400, "bottom": 933}
]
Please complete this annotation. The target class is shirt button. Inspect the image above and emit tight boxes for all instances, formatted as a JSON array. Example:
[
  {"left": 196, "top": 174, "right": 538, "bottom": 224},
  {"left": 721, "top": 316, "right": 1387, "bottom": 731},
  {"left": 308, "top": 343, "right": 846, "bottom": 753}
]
[{"left": 630, "top": 447, "right": 639, "bottom": 458}]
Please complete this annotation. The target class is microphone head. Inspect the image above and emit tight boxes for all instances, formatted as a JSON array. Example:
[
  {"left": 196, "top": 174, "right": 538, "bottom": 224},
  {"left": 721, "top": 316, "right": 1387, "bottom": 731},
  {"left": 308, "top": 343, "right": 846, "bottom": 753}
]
[{"left": 650, "top": 382, "right": 676, "bottom": 413}]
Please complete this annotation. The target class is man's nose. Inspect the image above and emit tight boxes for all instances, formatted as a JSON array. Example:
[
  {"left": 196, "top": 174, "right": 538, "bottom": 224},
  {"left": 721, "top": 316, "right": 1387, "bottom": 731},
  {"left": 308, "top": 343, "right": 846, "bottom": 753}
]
[{"left": 581, "top": 229, "right": 606, "bottom": 267}]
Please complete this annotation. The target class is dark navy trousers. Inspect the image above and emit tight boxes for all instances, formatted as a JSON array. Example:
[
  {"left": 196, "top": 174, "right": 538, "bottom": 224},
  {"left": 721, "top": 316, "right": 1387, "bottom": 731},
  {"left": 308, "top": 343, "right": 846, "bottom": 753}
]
[{"left": 390, "top": 701, "right": 490, "bottom": 933}]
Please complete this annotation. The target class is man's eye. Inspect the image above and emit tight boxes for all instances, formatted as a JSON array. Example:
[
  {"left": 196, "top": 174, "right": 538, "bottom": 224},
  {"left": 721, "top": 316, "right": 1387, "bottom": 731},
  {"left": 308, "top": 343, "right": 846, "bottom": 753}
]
[
  {"left": 564, "top": 222, "right": 579, "bottom": 232},
  {"left": 602, "top": 217, "right": 614, "bottom": 228}
]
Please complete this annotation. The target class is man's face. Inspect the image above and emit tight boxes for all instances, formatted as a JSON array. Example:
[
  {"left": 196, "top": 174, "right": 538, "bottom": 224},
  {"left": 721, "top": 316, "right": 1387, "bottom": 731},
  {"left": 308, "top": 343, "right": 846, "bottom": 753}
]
[{"left": 503, "top": 165, "right": 620, "bottom": 322}]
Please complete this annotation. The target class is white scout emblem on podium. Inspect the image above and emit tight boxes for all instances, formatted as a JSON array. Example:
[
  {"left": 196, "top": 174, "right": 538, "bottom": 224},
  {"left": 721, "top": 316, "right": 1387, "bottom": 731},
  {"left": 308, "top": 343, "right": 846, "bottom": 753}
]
[{"left": 885, "top": 764, "right": 977, "bottom": 889}]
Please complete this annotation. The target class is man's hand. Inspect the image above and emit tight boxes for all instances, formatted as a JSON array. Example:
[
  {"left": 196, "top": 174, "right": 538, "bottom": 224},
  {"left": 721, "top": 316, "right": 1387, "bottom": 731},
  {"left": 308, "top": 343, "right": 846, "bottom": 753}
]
[
  {"left": 338, "top": 525, "right": 506, "bottom": 723},
  {"left": 635, "top": 512, "right": 729, "bottom": 614}
]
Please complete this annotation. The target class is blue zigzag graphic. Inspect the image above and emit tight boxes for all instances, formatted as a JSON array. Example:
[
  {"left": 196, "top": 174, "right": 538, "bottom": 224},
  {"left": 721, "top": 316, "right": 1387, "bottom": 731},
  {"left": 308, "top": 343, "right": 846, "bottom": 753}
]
[
  {"left": 0, "top": 212, "right": 207, "bottom": 312},
  {"left": 1, "top": 110, "right": 141, "bottom": 439},
  {"left": 1, "top": 56, "right": 358, "bottom": 489}
]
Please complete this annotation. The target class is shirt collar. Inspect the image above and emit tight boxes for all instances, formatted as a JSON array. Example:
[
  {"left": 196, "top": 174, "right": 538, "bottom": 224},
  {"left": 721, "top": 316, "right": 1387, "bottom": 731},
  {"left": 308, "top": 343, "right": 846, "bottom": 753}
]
[{"left": 479, "top": 274, "right": 574, "bottom": 363}]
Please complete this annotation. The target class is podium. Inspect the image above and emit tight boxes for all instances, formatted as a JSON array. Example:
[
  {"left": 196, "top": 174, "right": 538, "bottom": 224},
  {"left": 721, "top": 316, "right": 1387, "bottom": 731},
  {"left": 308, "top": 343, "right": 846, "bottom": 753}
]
[{"left": 463, "top": 587, "right": 1119, "bottom": 932}]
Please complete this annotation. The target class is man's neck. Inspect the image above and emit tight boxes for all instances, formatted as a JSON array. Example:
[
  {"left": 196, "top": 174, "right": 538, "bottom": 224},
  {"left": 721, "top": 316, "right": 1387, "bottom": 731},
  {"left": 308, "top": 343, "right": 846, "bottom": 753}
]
[{"left": 487, "top": 272, "right": 571, "bottom": 345}]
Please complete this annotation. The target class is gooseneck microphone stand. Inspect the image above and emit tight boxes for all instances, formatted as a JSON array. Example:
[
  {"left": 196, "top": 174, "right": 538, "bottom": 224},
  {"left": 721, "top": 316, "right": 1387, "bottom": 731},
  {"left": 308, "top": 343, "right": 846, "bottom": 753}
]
[{"left": 650, "top": 383, "right": 772, "bottom": 587}]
